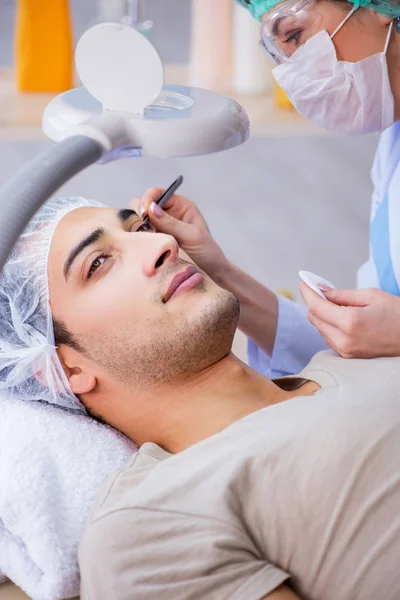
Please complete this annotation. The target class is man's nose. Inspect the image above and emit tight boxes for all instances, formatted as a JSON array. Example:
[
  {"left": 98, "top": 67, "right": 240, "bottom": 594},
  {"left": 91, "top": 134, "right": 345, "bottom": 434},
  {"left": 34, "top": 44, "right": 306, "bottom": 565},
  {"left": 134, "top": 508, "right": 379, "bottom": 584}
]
[{"left": 142, "top": 234, "right": 179, "bottom": 277}]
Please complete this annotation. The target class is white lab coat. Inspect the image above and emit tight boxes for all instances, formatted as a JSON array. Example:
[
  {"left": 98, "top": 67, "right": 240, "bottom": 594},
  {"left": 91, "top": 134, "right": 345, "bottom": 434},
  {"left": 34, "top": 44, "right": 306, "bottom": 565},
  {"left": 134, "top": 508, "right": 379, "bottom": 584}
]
[{"left": 249, "top": 122, "right": 400, "bottom": 377}]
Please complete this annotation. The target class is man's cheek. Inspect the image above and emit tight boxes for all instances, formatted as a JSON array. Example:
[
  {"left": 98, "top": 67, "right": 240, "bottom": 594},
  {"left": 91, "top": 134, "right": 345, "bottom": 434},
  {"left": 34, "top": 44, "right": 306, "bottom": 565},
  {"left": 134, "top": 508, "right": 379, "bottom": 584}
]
[{"left": 76, "top": 290, "right": 150, "bottom": 329}]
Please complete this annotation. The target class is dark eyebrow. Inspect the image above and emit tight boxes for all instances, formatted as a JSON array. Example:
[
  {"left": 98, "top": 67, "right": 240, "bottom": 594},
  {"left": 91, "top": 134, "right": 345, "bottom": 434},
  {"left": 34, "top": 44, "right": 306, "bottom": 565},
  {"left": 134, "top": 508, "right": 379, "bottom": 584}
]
[
  {"left": 63, "top": 228, "right": 106, "bottom": 280},
  {"left": 117, "top": 208, "right": 139, "bottom": 222},
  {"left": 272, "top": 15, "right": 288, "bottom": 37}
]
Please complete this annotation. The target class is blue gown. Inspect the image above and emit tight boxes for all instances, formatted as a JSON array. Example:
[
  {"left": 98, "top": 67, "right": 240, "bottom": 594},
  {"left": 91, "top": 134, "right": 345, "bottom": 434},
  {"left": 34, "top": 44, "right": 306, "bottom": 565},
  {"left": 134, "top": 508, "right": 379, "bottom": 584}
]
[{"left": 249, "top": 122, "right": 400, "bottom": 377}]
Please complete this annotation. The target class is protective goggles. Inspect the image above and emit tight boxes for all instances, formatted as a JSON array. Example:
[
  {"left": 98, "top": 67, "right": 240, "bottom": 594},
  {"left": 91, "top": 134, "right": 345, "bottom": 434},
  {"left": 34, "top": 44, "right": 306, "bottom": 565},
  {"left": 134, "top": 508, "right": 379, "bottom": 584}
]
[{"left": 260, "top": 0, "right": 328, "bottom": 65}]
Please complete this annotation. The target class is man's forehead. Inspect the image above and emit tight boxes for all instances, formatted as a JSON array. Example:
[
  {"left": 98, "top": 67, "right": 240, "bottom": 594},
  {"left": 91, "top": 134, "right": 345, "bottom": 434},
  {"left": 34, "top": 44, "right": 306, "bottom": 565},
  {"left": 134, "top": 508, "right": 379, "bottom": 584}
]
[
  {"left": 62, "top": 205, "right": 115, "bottom": 226},
  {"left": 52, "top": 206, "right": 121, "bottom": 255},
  {"left": 57, "top": 206, "right": 120, "bottom": 235}
]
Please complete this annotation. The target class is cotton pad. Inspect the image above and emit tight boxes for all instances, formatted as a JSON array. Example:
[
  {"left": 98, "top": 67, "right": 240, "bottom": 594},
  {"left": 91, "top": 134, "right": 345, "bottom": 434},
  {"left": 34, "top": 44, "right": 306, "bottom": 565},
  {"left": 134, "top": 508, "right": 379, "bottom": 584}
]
[{"left": 299, "top": 270, "right": 336, "bottom": 300}]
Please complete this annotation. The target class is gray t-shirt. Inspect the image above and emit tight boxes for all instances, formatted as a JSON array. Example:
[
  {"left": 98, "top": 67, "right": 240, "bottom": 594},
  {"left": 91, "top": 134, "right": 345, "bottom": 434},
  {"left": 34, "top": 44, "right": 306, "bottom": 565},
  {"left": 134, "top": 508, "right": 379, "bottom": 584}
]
[{"left": 79, "top": 351, "right": 400, "bottom": 600}]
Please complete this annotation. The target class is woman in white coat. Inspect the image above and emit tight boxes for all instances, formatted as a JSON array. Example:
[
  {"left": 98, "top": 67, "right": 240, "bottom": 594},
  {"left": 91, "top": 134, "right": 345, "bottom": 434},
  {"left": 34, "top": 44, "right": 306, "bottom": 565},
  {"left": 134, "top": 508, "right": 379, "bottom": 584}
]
[{"left": 133, "top": 0, "right": 400, "bottom": 376}]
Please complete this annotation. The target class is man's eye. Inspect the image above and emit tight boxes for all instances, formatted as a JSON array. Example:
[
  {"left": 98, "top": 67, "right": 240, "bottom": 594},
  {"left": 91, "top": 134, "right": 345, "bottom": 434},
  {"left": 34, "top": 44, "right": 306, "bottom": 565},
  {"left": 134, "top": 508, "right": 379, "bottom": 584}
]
[
  {"left": 88, "top": 254, "right": 109, "bottom": 279},
  {"left": 132, "top": 222, "right": 155, "bottom": 233}
]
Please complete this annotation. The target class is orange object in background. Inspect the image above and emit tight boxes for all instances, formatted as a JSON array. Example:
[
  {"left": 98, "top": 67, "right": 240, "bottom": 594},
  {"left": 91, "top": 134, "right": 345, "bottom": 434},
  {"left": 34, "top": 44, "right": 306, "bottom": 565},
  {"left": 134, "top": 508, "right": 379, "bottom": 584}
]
[
  {"left": 15, "top": 0, "right": 73, "bottom": 93},
  {"left": 273, "top": 80, "right": 294, "bottom": 110}
]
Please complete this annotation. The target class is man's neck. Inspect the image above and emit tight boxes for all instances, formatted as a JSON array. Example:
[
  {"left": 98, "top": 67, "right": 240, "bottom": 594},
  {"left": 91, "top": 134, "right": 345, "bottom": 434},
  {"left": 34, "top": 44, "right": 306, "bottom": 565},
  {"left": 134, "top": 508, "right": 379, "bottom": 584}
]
[{"left": 117, "top": 354, "right": 314, "bottom": 453}]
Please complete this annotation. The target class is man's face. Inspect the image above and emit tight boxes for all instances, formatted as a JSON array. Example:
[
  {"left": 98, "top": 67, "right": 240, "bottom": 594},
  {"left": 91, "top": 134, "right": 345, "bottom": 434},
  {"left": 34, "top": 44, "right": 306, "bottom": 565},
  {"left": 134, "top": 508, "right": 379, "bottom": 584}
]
[{"left": 48, "top": 206, "right": 239, "bottom": 396}]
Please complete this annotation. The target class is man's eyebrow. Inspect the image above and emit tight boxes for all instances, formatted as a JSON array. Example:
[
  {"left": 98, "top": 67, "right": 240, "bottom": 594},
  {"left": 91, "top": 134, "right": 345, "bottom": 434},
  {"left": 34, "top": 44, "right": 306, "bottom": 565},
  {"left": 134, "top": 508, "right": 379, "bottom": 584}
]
[
  {"left": 272, "top": 15, "right": 288, "bottom": 37},
  {"left": 63, "top": 228, "right": 106, "bottom": 280},
  {"left": 117, "top": 208, "right": 139, "bottom": 222}
]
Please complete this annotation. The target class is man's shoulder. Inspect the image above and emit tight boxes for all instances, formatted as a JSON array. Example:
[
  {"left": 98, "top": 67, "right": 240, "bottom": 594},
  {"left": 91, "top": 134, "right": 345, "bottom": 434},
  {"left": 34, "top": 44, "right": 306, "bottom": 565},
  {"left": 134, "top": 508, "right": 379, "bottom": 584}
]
[
  {"left": 301, "top": 349, "right": 400, "bottom": 388},
  {"left": 79, "top": 444, "right": 168, "bottom": 563},
  {"left": 85, "top": 443, "right": 167, "bottom": 524}
]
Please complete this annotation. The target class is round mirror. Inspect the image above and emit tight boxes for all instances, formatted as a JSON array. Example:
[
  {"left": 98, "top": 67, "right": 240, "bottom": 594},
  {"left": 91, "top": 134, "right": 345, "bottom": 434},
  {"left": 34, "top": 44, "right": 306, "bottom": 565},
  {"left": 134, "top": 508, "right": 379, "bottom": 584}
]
[{"left": 75, "top": 23, "right": 164, "bottom": 114}]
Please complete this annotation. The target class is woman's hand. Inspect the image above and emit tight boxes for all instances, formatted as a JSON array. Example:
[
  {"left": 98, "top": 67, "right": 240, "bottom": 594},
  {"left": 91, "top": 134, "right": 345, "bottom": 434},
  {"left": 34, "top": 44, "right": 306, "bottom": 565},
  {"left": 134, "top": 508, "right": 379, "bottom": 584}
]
[
  {"left": 301, "top": 284, "right": 400, "bottom": 358},
  {"left": 130, "top": 188, "right": 227, "bottom": 278}
]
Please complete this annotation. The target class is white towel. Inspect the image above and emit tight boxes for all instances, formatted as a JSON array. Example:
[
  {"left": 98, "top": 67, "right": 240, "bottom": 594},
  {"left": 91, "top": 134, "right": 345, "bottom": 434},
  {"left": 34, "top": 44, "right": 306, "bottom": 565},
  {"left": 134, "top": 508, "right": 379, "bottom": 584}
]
[{"left": 0, "top": 393, "right": 137, "bottom": 600}]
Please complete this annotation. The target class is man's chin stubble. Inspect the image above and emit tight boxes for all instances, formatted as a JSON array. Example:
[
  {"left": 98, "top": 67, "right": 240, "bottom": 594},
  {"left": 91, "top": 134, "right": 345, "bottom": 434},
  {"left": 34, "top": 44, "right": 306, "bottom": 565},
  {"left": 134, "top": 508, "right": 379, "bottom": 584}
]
[
  {"left": 79, "top": 288, "right": 240, "bottom": 390},
  {"left": 155, "top": 288, "right": 241, "bottom": 383}
]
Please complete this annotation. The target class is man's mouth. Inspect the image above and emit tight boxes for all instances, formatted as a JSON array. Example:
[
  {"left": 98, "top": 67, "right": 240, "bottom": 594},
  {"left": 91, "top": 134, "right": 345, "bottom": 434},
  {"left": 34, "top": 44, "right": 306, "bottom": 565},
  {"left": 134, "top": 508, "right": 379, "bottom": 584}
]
[{"left": 163, "top": 265, "right": 204, "bottom": 303}]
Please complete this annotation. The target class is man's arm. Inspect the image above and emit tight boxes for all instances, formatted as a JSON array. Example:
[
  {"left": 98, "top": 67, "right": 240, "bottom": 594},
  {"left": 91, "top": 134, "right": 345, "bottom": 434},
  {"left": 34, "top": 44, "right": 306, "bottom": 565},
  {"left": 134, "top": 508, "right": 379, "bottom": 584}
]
[
  {"left": 80, "top": 508, "right": 292, "bottom": 600},
  {"left": 263, "top": 583, "right": 302, "bottom": 599}
]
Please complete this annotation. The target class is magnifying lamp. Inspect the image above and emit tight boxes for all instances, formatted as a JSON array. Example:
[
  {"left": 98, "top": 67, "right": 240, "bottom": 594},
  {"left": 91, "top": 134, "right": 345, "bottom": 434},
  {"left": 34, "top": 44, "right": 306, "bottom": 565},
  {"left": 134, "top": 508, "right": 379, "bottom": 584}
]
[{"left": 0, "top": 23, "right": 250, "bottom": 273}]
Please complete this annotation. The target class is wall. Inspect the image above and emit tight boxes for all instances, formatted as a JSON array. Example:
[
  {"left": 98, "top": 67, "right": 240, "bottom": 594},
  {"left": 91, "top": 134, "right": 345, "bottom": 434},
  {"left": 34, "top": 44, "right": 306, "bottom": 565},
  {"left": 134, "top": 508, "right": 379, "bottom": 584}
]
[{"left": 0, "top": 0, "right": 191, "bottom": 66}]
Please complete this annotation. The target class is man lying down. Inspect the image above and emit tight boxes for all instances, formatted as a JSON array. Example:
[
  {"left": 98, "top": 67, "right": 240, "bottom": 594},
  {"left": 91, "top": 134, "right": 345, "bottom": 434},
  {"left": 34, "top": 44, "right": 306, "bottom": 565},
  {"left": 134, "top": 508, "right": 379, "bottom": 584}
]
[{"left": 1, "top": 196, "right": 400, "bottom": 600}]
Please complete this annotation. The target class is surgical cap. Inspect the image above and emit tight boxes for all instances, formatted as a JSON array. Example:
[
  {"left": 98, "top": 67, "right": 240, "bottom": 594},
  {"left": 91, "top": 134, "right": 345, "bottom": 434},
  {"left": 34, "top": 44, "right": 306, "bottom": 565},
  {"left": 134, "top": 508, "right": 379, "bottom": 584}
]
[
  {"left": 237, "top": 0, "right": 400, "bottom": 20},
  {"left": 0, "top": 196, "right": 104, "bottom": 412}
]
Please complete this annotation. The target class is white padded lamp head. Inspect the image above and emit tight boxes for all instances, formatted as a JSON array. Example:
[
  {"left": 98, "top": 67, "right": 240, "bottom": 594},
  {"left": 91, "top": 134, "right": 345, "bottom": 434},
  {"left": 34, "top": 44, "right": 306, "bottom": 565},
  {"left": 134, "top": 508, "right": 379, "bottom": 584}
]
[
  {"left": 75, "top": 23, "right": 164, "bottom": 114},
  {"left": 43, "top": 23, "right": 250, "bottom": 157}
]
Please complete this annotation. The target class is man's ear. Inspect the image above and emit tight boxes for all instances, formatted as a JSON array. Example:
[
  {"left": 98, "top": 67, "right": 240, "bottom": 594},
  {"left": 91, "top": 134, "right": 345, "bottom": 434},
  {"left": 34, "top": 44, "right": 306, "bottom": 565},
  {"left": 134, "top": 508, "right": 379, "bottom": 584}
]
[{"left": 57, "top": 345, "right": 97, "bottom": 395}]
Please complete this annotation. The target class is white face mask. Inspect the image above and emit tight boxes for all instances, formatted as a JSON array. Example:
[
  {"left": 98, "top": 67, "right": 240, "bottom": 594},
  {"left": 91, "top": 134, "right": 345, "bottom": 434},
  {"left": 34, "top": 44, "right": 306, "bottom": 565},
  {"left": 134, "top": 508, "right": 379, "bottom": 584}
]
[{"left": 273, "top": 9, "right": 394, "bottom": 135}]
